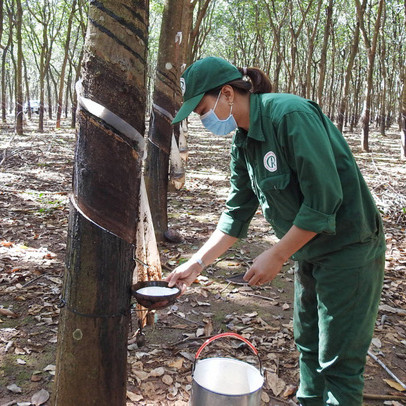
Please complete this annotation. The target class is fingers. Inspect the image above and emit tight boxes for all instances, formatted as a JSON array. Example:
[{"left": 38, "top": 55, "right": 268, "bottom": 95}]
[
  {"left": 165, "top": 262, "right": 199, "bottom": 291},
  {"left": 243, "top": 268, "right": 262, "bottom": 286},
  {"left": 243, "top": 267, "right": 253, "bottom": 282},
  {"left": 165, "top": 272, "right": 178, "bottom": 288}
]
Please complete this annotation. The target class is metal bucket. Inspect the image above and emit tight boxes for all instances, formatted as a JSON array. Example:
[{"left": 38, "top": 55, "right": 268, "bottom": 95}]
[{"left": 191, "top": 332, "right": 264, "bottom": 406}]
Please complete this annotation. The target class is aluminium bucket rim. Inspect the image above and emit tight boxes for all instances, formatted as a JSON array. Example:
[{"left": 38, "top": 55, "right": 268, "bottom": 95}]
[{"left": 193, "top": 357, "right": 264, "bottom": 396}]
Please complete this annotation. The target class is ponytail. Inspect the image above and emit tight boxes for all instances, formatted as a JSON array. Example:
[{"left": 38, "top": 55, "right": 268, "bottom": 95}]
[
  {"left": 205, "top": 65, "right": 272, "bottom": 97},
  {"left": 237, "top": 67, "right": 272, "bottom": 94}
]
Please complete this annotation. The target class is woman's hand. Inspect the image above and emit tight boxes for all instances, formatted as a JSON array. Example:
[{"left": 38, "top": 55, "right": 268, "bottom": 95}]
[
  {"left": 165, "top": 229, "right": 238, "bottom": 293},
  {"left": 165, "top": 260, "right": 202, "bottom": 294},
  {"left": 243, "top": 247, "right": 285, "bottom": 286},
  {"left": 243, "top": 226, "right": 317, "bottom": 286}
]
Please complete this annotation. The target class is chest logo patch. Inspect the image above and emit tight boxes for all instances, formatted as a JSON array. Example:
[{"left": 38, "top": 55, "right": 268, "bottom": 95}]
[{"left": 264, "top": 151, "right": 277, "bottom": 172}]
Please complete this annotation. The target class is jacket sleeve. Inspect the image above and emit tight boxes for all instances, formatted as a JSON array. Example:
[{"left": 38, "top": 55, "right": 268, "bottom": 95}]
[
  {"left": 276, "top": 108, "right": 343, "bottom": 234},
  {"left": 217, "top": 144, "right": 259, "bottom": 238}
]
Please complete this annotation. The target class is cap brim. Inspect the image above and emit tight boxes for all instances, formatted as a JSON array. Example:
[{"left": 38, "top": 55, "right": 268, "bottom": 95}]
[{"left": 172, "top": 93, "right": 205, "bottom": 124}]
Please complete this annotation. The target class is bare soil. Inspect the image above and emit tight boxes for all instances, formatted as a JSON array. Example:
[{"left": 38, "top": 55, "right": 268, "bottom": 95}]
[{"left": 0, "top": 115, "right": 405, "bottom": 406}]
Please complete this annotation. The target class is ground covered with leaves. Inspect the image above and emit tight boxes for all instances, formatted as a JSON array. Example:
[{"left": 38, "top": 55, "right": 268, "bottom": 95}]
[{"left": 0, "top": 116, "right": 405, "bottom": 406}]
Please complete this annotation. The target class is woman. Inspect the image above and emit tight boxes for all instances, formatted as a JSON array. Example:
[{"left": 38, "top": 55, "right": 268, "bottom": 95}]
[{"left": 166, "top": 56, "right": 385, "bottom": 406}]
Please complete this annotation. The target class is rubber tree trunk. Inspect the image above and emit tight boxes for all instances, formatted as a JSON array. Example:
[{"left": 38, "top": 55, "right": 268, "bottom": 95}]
[
  {"left": 356, "top": 0, "right": 384, "bottom": 152},
  {"left": 401, "top": 2, "right": 406, "bottom": 160},
  {"left": 56, "top": 0, "right": 77, "bottom": 129},
  {"left": 337, "top": 20, "right": 360, "bottom": 133},
  {"left": 316, "top": 0, "right": 333, "bottom": 108},
  {"left": 144, "top": 0, "right": 185, "bottom": 241},
  {"left": 401, "top": 70, "right": 406, "bottom": 160},
  {"left": 53, "top": 1, "right": 148, "bottom": 405},
  {"left": 15, "top": 0, "right": 23, "bottom": 135}
]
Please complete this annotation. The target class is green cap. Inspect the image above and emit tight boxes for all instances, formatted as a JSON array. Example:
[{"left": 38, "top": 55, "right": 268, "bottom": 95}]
[{"left": 172, "top": 56, "right": 242, "bottom": 124}]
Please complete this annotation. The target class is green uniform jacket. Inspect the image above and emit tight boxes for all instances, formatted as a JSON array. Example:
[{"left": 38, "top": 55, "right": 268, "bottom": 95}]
[{"left": 217, "top": 93, "right": 386, "bottom": 267}]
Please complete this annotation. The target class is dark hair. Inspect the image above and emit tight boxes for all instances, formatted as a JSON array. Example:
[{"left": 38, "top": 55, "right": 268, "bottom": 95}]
[{"left": 206, "top": 66, "right": 272, "bottom": 97}]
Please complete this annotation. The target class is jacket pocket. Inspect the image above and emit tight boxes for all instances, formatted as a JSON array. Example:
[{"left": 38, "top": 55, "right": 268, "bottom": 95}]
[
  {"left": 259, "top": 173, "right": 290, "bottom": 190},
  {"left": 258, "top": 173, "right": 301, "bottom": 221}
]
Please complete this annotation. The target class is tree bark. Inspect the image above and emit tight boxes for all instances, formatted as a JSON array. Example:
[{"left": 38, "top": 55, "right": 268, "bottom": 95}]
[
  {"left": 379, "top": 23, "right": 387, "bottom": 136},
  {"left": 70, "top": 2, "right": 88, "bottom": 128},
  {"left": 401, "top": 0, "right": 406, "bottom": 159},
  {"left": 144, "top": 0, "right": 185, "bottom": 241},
  {"left": 2, "top": 5, "right": 12, "bottom": 123},
  {"left": 401, "top": 71, "right": 406, "bottom": 159},
  {"left": 23, "top": 57, "right": 32, "bottom": 120},
  {"left": 56, "top": 0, "right": 77, "bottom": 129},
  {"left": 355, "top": 0, "right": 384, "bottom": 152},
  {"left": 53, "top": 1, "right": 148, "bottom": 405},
  {"left": 263, "top": 0, "right": 288, "bottom": 93},
  {"left": 0, "top": 0, "right": 3, "bottom": 45},
  {"left": 188, "top": 0, "right": 212, "bottom": 65},
  {"left": 27, "top": 1, "right": 60, "bottom": 131},
  {"left": 337, "top": 20, "right": 360, "bottom": 133},
  {"left": 15, "top": 0, "right": 23, "bottom": 134},
  {"left": 317, "top": 0, "right": 333, "bottom": 108},
  {"left": 46, "top": 70, "right": 53, "bottom": 120},
  {"left": 286, "top": 0, "right": 314, "bottom": 93},
  {"left": 305, "top": 0, "right": 322, "bottom": 99}
]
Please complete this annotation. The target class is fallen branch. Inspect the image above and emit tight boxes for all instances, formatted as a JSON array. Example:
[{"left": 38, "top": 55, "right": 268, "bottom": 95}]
[
  {"left": 363, "top": 393, "right": 406, "bottom": 401},
  {"left": 171, "top": 334, "right": 211, "bottom": 346},
  {"left": 379, "top": 304, "right": 406, "bottom": 316},
  {"left": 240, "top": 291, "right": 278, "bottom": 303},
  {"left": 22, "top": 273, "right": 45, "bottom": 288},
  {"left": 219, "top": 281, "right": 231, "bottom": 293},
  {"left": 368, "top": 350, "right": 406, "bottom": 391},
  {"left": 170, "top": 311, "right": 204, "bottom": 326}
]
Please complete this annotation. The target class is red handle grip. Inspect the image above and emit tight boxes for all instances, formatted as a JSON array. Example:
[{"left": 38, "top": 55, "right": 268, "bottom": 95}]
[{"left": 195, "top": 332, "right": 258, "bottom": 360}]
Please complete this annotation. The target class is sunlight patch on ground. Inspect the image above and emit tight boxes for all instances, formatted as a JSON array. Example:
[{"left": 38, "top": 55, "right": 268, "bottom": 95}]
[
  {"left": 0, "top": 243, "right": 58, "bottom": 272},
  {"left": 187, "top": 171, "right": 228, "bottom": 181},
  {"left": 0, "top": 172, "right": 20, "bottom": 186},
  {"left": 23, "top": 166, "right": 67, "bottom": 185}
]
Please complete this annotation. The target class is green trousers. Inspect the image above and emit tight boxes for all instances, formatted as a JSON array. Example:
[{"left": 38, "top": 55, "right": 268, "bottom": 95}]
[{"left": 293, "top": 255, "right": 385, "bottom": 406}]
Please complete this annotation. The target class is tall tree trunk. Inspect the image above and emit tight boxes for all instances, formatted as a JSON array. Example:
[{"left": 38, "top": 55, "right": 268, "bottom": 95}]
[
  {"left": 53, "top": 1, "right": 148, "bottom": 405},
  {"left": 71, "top": 47, "right": 83, "bottom": 128},
  {"left": 317, "top": 0, "right": 333, "bottom": 108},
  {"left": 263, "top": 0, "right": 288, "bottom": 93},
  {"left": 1, "top": 48, "right": 8, "bottom": 123},
  {"left": 356, "top": 0, "right": 384, "bottom": 152},
  {"left": 379, "top": 31, "right": 387, "bottom": 136},
  {"left": 23, "top": 57, "right": 32, "bottom": 120},
  {"left": 188, "top": 0, "right": 212, "bottom": 65},
  {"left": 38, "top": 21, "right": 47, "bottom": 132},
  {"left": 337, "top": 20, "right": 360, "bottom": 133},
  {"left": 401, "top": 70, "right": 406, "bottom": 159},
  {"left": 15, "top": 0, "right": 23, "bottom": 134},
  {"left": 64, "top": 65, "right": 72, "bottom": 118},
  {"left": 46, "top": 70, "right": 53, "bottom": 120},
  {"left": 401, "top": 0, "right": 406, "bottom": 160},
  {"left": 305, "top": 0, "right": 322, "bottom": 99},
  {"left": 144, "top": 0, "right": 185, "bottom": 241},
  {"left": 287, "top": 0, "right": 313, "bottom": 93},
  {"left": 0, "top": 0, "right": 3, "bottom": 45},
  {"left": 2, "top": 8, "right": 12, "bottom": 123},
  {"left": 56, "top": 0, "right": 77, "bottom": 128},
  {"left": 179, "top": 0, "right": 192, "bottom": 66}
]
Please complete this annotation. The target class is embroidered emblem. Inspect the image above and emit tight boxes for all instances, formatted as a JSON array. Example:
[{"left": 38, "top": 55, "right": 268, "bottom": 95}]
[
  {"left": 180, "top": 78, "right": 186, "bottom": 96},
  {"left": 264, "top": 151, "right": 277, "bottom": 172}
]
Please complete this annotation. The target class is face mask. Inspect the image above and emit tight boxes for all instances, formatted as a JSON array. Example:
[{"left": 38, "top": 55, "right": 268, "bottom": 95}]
[{"left": 200, "top": 91, "right": 238, "bottom": 136}]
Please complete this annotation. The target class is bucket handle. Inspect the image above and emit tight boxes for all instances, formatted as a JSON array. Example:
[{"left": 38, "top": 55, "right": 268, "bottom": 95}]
[{"left": 193, "top": 332, "right": 263, "bottom": 375}]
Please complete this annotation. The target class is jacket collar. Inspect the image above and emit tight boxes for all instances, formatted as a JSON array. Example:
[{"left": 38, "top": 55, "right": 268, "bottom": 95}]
[{"left": 234, "top": 94, "right": 266, "bottom": 147}]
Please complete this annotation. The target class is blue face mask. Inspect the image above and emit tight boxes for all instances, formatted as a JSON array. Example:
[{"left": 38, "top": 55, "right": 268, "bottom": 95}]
[{"left": 200, "top": 91, "right": 237, "bottom": 136}]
